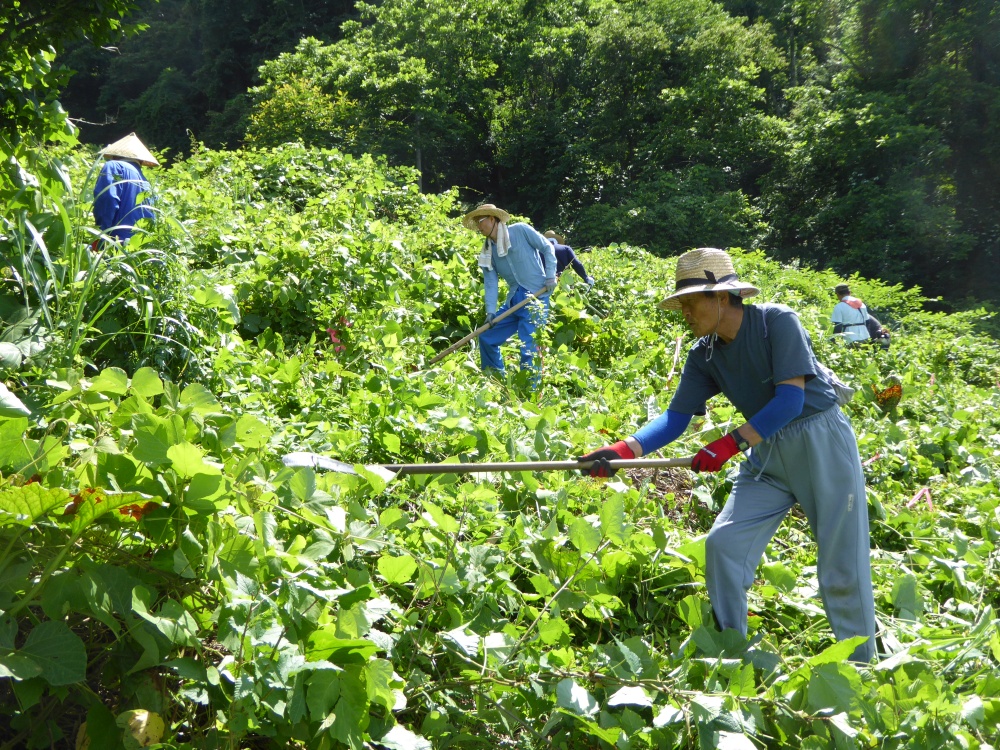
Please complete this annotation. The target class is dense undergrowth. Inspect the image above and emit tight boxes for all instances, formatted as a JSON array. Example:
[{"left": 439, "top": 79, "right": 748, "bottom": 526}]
[{"left": 1, "top": 143, "right": 999, "bottom": 749}]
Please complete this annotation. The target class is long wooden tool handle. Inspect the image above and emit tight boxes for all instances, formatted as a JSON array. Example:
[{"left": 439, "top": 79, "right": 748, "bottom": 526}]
[
  {"left": 427, "top": 286, "right": 549, "bottom": 366},
  {"left": 385, "top": 457, "right": 694, "bottom": 475}
]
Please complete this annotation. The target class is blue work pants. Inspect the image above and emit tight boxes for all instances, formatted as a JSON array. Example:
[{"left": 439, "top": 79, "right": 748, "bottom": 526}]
[{"left": 478, "top": 287, "right": 549, "bottom": 383}]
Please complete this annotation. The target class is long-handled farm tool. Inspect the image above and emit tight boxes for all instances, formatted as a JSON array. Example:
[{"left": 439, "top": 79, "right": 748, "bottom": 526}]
[
  {"left": 426, "top": 286, "right": 550, "bottom": 366},
  {"left": 283, "top": 451, "right": 693, "bottom": 480}
]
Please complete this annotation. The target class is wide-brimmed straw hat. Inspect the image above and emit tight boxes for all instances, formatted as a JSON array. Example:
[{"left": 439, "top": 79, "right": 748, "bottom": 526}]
[
  {"left": 462, "top": 203, "right": 510, "bottom": 230},
  {"left": 658, "top": 248, "right": 759, "bottom": 310},
  {"left": 543, "top": 230, "right": 565, "bottom": 244},
  {"left": 101, "top": 133, "right": 159, "bottom": 167}
]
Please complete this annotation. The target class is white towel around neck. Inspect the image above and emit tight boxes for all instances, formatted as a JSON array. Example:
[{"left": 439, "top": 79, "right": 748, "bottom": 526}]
[{"left": 477, "top": 222, "right": 511, "bottom": 270}]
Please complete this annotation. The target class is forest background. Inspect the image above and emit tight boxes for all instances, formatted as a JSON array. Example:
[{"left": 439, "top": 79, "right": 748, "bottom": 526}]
[{"left": 57, "top": 0, "right": 1000, "bottom": 310}]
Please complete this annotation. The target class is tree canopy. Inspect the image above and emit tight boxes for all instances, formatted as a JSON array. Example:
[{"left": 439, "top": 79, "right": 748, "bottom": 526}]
[{"left": 50, "top": 0, "right": 1000, "bottom": 306}]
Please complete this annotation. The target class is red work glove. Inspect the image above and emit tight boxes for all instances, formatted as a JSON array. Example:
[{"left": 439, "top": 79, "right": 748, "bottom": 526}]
[
  {"left": 691, "top": 433, "right": 740, "bottom": 473},
  {"left": 578, "top": 440, "right": 634, "bottom": 478}
]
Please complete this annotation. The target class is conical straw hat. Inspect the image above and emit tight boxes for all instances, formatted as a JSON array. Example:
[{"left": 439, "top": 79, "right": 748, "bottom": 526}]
[{"left": 101, "top": 133, "right": 159, "bottom": 167}]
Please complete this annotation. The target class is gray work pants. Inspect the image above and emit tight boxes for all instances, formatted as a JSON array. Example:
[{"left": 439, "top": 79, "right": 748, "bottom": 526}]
[{"left": 704, "top": 406, "right": 877, "bottom": 663}]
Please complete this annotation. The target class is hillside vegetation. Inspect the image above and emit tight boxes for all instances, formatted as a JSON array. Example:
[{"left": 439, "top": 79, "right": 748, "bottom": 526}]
[
  {"left": 1, "top": 143, "right": 998, "bottom": 748},
  {"left": 54, "top": 0, "right": 1000, "bottom": 307}
]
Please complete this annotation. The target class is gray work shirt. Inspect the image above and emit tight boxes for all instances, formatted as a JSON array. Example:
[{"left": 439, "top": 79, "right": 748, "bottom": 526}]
[{"left": 669, "top": 303, "right": 839, "bottom": 420}]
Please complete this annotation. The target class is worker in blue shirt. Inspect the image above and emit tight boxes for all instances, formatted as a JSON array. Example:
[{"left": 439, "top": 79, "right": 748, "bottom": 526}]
[
  {"left": 580, "top": 248, "right": 876, "bottom": 663},
  {"left": 462, "top": 204, "right": 557, "bottom": 385},
  {"left": 93, "top": 133, "right": 158, "bottom": 243},
  {"left": 544, "top": 231, "right": 594, "bottom": 287}
]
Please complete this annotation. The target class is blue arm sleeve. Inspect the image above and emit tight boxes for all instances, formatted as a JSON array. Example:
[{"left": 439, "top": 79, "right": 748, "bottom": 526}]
[
  {"left": 747, "top": 383, "right": 805, "bottom": 440},
  {"left": 631, "top": 409, "right": 692, "bottom": 455}
]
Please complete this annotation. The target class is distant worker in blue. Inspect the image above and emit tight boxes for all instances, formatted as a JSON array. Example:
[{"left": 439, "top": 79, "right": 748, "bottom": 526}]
[
  {"left": 462, "top": 204, "right": 557, "bottom": 384},
  {"left": 544, "top": 231, "right": 594, "bottom": 287},
  {"left": 93, "top": 132, "right": 158, "bottom": 243}
]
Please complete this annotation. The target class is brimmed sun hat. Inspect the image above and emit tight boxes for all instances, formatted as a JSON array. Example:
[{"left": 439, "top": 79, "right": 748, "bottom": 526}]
[
  {"left": 543, "top": 230, "right": 565, "bottom": 244},
  {"left": 658, "top": 248, "right": 759, "bottom": 310},
  {"left": 462, "top": 203, "right": 510, "bottom": 230},
  {"left": 101, "top": 133, "right": 159, "bottom": 167}
]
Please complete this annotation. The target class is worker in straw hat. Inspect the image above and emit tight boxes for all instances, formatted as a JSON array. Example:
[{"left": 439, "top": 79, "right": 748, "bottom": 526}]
[
  {"left": 579, "top": 247, "right": 876, "bottom": 663},
  {"left": 462, "top": 204, "right": 557, "bottom": 385},
  {"left": 544, "top": 230, "right": 594, "bottom": 287},
  {"left": 93, "top": 132, "right": 159, "bottom": 243}
]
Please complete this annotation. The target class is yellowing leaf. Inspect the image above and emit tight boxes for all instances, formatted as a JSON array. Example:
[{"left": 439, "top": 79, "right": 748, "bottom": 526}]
[
  {"left": 115, "top": 709, "right": 164, "bottom": 749},
  {"left": 75, "top": 722, "right": 90, "bottom": 750}
]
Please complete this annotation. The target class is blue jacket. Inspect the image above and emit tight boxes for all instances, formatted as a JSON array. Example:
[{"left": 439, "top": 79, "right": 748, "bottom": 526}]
[
  {"left": 549, "top": 240, "right": 590, "bottom": 281},
  {"left": 93, "top": 160, "right": 155, "bottom": 242},
  {"left": 480, "top": 223, "right": 557, "bottom": 314}
]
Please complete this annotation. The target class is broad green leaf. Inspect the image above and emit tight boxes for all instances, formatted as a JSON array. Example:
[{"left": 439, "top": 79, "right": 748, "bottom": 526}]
[
  {"left": 110, "top": 394, "right": 154, "bottom": 427},
  {"left": 378, "top": 725, "right": 432, "bottom": 750},
  {"left": 0, "top": 483, "right": 70, "bottom": 527},
  {"left": 677, "top": 594, "right": 705, "bottom": 629},
  {"left": 234, "top": 414, "right": 270, "bottom": 449},
  {"left": 88, "top": 367, "right": 128, "bottom": 395},
  {"left": 961, "top": 695, "right": 985, "bottom": 728},
  {"left": 653, "top": 704, "right": 685, "bottom": 727},
  {"left": 306, "top": 627, "right": 378, "bottom": 664},
  {"left": 167, "top": 441, "right": 216, "bottom": 478},
  {"left": 828, "top": 712, "right": 858, "bottom": 739},
  {"left": 19, "top": 621, "right": 87, "bottom": 686},
  {"left": 365, "top": 659, "right": 398, "bottom": 710},
  {"left": 0, "top": 342, "right": 23, "bottom": 370},
  {"left": 179, "top": 383, "right": 219, "bottom": 413},
  {"left": 806, "top": 662, "right": 862, "bottom": 716},
  {"left": 569, "top": 516, "right": 601, "bottom": 554},
  {"left": 377, "top": 554, "right": 417, "bottom": 584},
  {"left": 68, "top": 489, "right": 152, "bottom": 536},
  {"left": 0, "top": 654, "right": 43, "bottom": 681},
  {"left": 420, "top": 500, "right": 459, "bottom": 533},
  {"left": 131, "top": 588, "right": 200, "bottom": 647},
  {"left": 530, "top": 574, "right": 556, "bottom": 595},
  {"left": 691, "top": 694, "right": 725, "bottom": 723},
  {"left": 599, "top": 494, "right": 626, "bottom": 545},
  {"left": 441, "top": 626, "right": 480, "bottom": 657},
  {"left": 761, "top": 562, "right": 796, "bottom": 593},
  {"left": 0, "top": 418, "right": 33, "bottom": 471},
  {"left": 186, "top": 473, "right": 226, "bottom": 507},
  {"left": 0, "top": 383, "right": 31, "bottom": 417},
  {"left": 129, "top": 367, "right": 163, "bottom": 398},
  {"left": 556, "top": 677, "right": 598, "bottom": 717},
  {"left": 728, "top": 663, "right": 756, "bottom": 698},
  {"left": 331, "top": 667, "right": 368, "bottom": 747},
  {"left": 356, "top": 464, "right": 390, "bottom": 493},
  {"left": 483, "top": 632, "right": 515, "bottom": 660},
  {"left": 537, "top": 616, "right": 570, "bottom": 645},
  {"left": 607, "top": 686, "right": 651, "bottom": 708},
  {"left": 717, "top": 732, "right": 757, "bottom": 750},
  {"left": 890, "top": 573, "right": 923, "bottom": 621},
  {"left": 306, "top": 671, "right": 341, "bottom": 720},
  {"left": 806, "top": 636, "right": 871, "bottom": 666},
  {"left": 381, "top": 432, "right": 401, "bottom": 453},
  {"left": 131, "top": 413, "right": 185, "bottom": 466}
]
